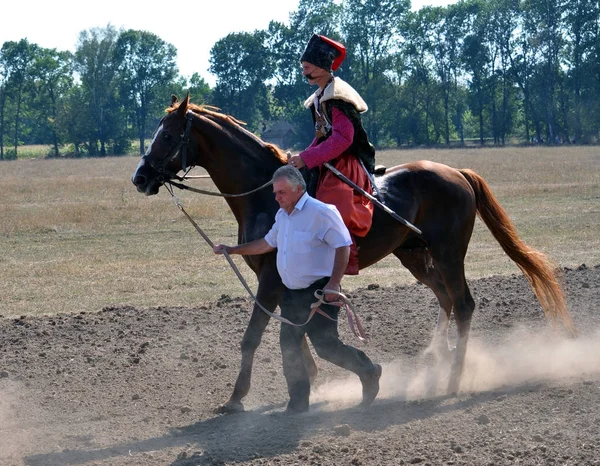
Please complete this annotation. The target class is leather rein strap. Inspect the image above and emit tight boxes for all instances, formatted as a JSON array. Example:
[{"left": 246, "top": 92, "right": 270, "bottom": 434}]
[
  {"left": 311, "top": 289, "right": 369, "bottom": 341},
  {"left": 168, "top": 178, "right": 273, "bottom": 198}
]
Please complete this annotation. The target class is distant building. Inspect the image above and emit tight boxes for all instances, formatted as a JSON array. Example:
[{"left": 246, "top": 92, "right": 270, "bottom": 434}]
[{"left": 261, "top": 121, "right": 297, "bottom": 149}]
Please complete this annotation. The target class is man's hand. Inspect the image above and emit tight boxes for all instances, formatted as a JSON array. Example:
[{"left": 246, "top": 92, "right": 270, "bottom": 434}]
[
  {"left": 213, "top": 238, "right": 274, "bottom": 256},
  {"left": 323, "top": 280, "right": 341, "bottom": 302},
  {"left": 213, "top": 244, "right": 230, "bottom": 255}
]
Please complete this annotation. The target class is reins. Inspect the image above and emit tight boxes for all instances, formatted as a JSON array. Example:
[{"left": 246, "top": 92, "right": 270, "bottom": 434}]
[
  {"left": 167, "top": 177, "right": 273, "bottom": 198},
  {"left": 165, "top": 183, "right": 368, "bottom": 340}
]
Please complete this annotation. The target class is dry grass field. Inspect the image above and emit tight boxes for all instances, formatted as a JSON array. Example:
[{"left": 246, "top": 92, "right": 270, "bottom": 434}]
[{"left": 0, "top": 146, "right": 598, "bottom": 318}]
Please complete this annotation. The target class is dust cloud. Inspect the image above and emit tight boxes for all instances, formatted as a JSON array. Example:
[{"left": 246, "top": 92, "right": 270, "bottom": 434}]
[
  {"left": 0, "top": 381, "right": 34, "bottom": 461},
  {"left": 310, "top": 325, "right": 600, "bottom": 410}
]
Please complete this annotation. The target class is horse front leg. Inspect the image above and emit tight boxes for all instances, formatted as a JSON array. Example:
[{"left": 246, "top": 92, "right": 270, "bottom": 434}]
[
  {"left": 218, "top": 303, "right": 272, "bottom": 414},
  {"left": 219, "top": 305, "right": 318, "bottom": 414},
  {"left": 217, "top": 256, "right": 318, "bottom": 413},
  {"left": 302, "top": 335, "right": 318, "bottom": 384}
]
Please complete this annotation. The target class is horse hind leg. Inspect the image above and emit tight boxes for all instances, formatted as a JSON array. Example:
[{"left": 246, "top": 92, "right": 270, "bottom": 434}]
[
  {"left": 395, "top": 248, "right": 456, "bottom": 399},
  {"left": 435, "top": 259, "right": 475, "bottom": 395},
  {"left": 396, "top": 247, "right": 476, "bottom": 395},
  {"left": 395, "top": 248, "right": 454, "bottom": 363}
]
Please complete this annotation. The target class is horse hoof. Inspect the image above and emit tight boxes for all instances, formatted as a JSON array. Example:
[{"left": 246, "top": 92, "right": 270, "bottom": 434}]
[
  {"left": 215, "top": 401, "right": 245, "bottom": 414},
  {"left": 447, "top": 376, "right": 461, "bottom": 396}
]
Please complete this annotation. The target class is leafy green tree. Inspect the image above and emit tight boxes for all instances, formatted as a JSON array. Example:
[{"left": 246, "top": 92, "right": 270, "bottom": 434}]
[
  {"left": 436, "top": 1, "right": 474, "bottom": 145},
  {"left": 55, "top": 84, "right": 95, "bottom": 156},
  {"left": 510, "top": 5, "right": 536, "bottom": 142},
  {"left": 29, "top": 47, "right": 74, "bottom": 157},
  {"left": 0, "top": 39, "right": 36, "bottom": 159},
  {"left": 341, "top": 0, "right": 410, "bottom": 145},
  {"left": 267, "top": 0, "right": 342, "bottom": 147},
  {"left": 563, "top": 0, "right": 599, "bottom": 142},
  {"left": 485, "top": 0, "right": 519, "bottom": 145},
  {"left": 187, "top": 73, "right": 212, "bottom": 104},
  {"left": 399, "top": 8, "right": 440, "bottom": 145},
  {"left": 114, "top": 29, "right": 178, "bottom": 154},
  {"left": 584, "top": 1, "right": 600, "bottom": 141},
  {"left": 209, "top": 30, "right": 274, "bottom": 131},
  {"left": 424, "top": 5, "right": 454, "bottom": 144},
  {"left": 74, "top": 25, "right": 120, "bottom": 156},
  {"left": 270, "top": 0, "right": 341, "bottom": 86},
  {"left": 461, "top": 0, "right": 490, "bottom": 145},
  {"left": 521, "top": 0, "right": 566, "bottom": 143},
  {"left": 0, "top": 46, "right": 8, "bottom": 159}
]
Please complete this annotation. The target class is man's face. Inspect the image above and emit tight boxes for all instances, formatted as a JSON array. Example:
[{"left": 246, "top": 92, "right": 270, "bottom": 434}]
[
  {"left": 273, "top": 178, "right": 303, "bottom": 214},
  {"left": 301, "top": 61, "right": 328, "bottom": 85}
]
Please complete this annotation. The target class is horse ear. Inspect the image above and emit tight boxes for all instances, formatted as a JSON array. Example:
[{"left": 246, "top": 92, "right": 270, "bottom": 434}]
[
  {"left": 171, "top": 94, "right": 179, "bottom": 107},
  {"left": 176, "top": 93, "right": 190, "bottom": 118}
]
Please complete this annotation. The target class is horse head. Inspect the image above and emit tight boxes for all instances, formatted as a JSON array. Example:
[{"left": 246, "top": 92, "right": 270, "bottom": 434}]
[
  {"left": 132, "top": 93, "right": 193, "bottom": 195},
  {"left": 132, "top": 93, "right": 289, "bottom": 198}
]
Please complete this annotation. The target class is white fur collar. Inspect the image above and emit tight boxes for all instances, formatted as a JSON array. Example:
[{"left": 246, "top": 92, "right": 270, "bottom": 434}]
[{"left": 303, "top": 77, "right": 368, "bottom": 113}]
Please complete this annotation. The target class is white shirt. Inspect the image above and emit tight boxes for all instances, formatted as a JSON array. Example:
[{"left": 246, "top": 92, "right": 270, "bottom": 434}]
[{"left": 264, "top": 192, "right": 352, "bottom": 290}]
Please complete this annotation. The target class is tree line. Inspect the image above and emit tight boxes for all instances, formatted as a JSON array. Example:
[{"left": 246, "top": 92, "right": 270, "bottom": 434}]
[{"left": 2, "top": 0, "right": 600, "bottom": 159}]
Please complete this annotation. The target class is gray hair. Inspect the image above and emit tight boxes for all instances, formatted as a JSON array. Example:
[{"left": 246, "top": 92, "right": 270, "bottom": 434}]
[{"left": 272, "top": 165, "right": 306, "bottom": 192}]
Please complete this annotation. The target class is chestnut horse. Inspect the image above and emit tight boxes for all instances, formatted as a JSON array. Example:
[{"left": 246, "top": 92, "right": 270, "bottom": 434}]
[{"left": 132, "top": 94, "right": 573, "bottom": 413}]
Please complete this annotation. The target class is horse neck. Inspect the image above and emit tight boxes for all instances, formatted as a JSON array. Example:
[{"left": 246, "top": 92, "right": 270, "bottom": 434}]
[
  {"left": 202, "top": 141, "right": 281, "bottom": 194},
  {"left": 192, "top": 115, "right": 280, "bottom": 189},
  {"left": 191, "top": 118, "right": 282, "bottom": 223},
  {"left": 210, "top": 145, "right": 281, "bottom": 229}
]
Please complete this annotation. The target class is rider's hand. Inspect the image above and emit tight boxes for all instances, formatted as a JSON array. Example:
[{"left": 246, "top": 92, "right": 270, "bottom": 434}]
[{"left": 288, "top": 154, "right": 305, "bottom": 169}]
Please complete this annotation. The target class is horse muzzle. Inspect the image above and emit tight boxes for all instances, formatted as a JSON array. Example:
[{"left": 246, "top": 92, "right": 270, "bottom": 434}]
[{"left": 132, "top": 158, "right": 163, "bottom": 196}]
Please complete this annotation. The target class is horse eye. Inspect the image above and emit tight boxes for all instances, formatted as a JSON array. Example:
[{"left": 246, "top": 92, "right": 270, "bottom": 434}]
[{"left": 162, "top": 133, "right": 172, "bottom": 142}]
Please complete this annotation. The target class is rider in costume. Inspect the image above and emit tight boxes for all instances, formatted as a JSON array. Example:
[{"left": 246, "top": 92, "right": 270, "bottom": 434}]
[{"left": 287, "top": 34, "right": 376, "bottom": 276}]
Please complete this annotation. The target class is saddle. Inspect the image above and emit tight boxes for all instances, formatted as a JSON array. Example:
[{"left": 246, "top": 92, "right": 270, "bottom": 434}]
[
  {"left": 373, "top": 165, "right": 387, "bottom": 176},
  {"left": 303, "top": 163, "right": 387, "bottom": 198}
]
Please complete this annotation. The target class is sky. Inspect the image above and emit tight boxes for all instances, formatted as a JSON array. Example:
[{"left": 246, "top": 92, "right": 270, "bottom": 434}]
[{"left": 1, "top": 0, "right": 455, "bottom": 87}]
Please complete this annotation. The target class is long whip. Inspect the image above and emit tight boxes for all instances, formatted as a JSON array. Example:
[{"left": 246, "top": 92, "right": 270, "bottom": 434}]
[{"left": 323, "top": 162, "right": 422, "bottom": 235}]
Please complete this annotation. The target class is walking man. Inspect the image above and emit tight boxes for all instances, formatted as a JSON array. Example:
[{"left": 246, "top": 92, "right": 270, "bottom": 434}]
[{"left": 213, "top": 165, "right": 382, "bottom": 413}]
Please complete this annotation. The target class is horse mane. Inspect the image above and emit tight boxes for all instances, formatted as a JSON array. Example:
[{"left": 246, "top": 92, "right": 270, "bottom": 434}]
[{"left": 168, "top": 101, "right": 289, "bottom": 165}]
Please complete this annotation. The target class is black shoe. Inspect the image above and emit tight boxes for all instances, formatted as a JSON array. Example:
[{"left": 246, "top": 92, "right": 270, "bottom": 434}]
[{"left": 360, "top": 364, "right": 382, "bottom": 406}]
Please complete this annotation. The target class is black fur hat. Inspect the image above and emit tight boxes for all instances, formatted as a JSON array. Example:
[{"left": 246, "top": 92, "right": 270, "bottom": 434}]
[{"left": 300, "top": 34, "right": 346, "bottom": 71}]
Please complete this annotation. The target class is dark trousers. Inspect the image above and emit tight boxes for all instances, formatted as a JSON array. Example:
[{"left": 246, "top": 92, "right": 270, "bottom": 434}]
[{"left": 280, "top": 277, "right": 377, "bottom": 411}]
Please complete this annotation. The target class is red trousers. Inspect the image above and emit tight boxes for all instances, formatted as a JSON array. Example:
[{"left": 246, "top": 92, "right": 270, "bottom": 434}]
[
  {"left": 315, "top": 154, "right": 373, "bottom": 275},
  {"left": 316, "top": 153, "right": 373, "bottom": 238}
]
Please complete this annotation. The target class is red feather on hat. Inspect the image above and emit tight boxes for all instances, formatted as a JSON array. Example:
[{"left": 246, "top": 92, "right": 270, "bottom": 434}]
[{"left": 318, "top": 35, "right": 346, "bottom": 71}]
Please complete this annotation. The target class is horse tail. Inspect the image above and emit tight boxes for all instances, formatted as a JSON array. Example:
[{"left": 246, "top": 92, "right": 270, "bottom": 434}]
[{"left": 459, "top": 169, "right": 575, "bottom": 335}]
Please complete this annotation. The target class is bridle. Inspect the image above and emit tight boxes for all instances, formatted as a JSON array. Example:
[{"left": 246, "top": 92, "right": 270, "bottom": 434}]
[
  {"left": 146, "top": 112, "right": 194, "bottom": 179},
  {"left": 147, "top": 110, "right": 274, "bottom": 198}
]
